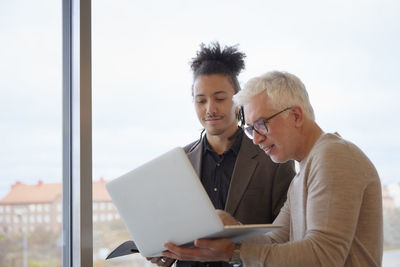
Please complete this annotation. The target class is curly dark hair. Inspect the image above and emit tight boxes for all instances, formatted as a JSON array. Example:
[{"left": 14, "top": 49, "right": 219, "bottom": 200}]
[{"left": 190, "top": 42, "right": 246, "bottom": 95}]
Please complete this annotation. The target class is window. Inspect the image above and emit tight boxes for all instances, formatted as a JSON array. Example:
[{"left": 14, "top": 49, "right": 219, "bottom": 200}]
[
  {"left": 0, "top": 1, "right": 61, "bottom": 265},
  {"left": 29, "top": 204, "right": 36, "bottom": 213},
  {"left": 92, "top": 1, "right": 400, "bottom": 266},
  {"left": 2, "top": 1, "right": 396, "bottom": 266}
]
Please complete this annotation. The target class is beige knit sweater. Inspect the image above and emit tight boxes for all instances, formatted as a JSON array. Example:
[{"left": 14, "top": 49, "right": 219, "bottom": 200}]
[{"left": 240, "top": 133, "right": 383, "bottom": 267}]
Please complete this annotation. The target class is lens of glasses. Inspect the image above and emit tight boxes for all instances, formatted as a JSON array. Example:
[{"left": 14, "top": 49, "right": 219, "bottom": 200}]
[{"left": 255, "top": 121, "right": 268, "bottom": 135}]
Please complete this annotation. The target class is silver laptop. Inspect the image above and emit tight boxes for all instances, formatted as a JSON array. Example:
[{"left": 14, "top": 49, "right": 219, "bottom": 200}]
[{"left": 106, "top": 147, "right": 280, "bottom": 257}]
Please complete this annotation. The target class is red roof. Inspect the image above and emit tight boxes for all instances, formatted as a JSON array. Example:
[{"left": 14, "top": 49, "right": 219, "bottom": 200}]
[
  {"left": 0, "top": 179, "right": 111, "bottom": 204},
  {"left": 93, "top": 177, "right": 112, "bottom": 202}
]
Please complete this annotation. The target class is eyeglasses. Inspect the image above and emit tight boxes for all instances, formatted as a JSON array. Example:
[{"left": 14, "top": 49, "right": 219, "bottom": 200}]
[{"left": 244, "top": 107, "right": 292, "bottom": 139}]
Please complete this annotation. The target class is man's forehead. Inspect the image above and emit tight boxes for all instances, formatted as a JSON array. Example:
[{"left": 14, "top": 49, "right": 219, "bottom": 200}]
[
  {"left": 244, "top": 105, "right": 266, "bottom": 125},
  {"left": 243, "top": 93, "right": 273, "bottom": 124}
]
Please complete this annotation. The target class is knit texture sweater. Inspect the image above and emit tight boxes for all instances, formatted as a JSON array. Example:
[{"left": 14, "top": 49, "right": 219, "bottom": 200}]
[{"left": 240, "top": 133, "right": 383, "bottom": 267}]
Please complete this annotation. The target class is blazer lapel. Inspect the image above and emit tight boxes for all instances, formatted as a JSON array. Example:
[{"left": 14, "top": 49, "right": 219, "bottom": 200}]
[
  {"left": 225, "top": 136, "right": 259, "bottom": 215},
  {"left": 186, "top": 141, "right": 203, "bottom": 178}
]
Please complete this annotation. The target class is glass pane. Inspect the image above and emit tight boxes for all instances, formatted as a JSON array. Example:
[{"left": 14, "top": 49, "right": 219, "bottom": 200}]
[
  {"left": 0, "top": 0, "right": 62, "bottom": 266},
  {"left": 93, "top": 1, "right": 400, "bottom": 266}
]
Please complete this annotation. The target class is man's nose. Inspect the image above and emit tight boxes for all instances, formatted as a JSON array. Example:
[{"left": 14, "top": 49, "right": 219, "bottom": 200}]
[
  {"left": 252, "top": 130, "right": 265, "bottom": 145},
  {"left": 206, "top": 100, "right": 217, "bottom": 113}
]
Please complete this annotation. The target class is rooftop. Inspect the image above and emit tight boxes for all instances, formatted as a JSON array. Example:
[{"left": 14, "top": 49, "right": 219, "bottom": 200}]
[{"left": 0, "top": 178, "right": 111, "bottom": 204}]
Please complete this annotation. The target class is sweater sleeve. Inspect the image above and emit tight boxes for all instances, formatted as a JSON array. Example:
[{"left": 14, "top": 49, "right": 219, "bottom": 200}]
[
  {"left": 243, "top": 197, "right": 292, "bottom": 247},
  {"left": 240, "top": 139, "right": 379, "bottom": 267}
]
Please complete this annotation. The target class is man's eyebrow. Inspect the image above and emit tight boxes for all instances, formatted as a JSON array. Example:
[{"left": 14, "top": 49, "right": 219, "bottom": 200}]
[
  {"left": 248, "top": 116, "right": 267, "bottom": 126},
  {"left": 213, "top": 91, "right": 228, "bottom": 96},
  {"left": 254, "top": 116, "right": 266, "bottom": 122},
  {"left": 195, "top": 91, "right": 228, "bottom": 97}
]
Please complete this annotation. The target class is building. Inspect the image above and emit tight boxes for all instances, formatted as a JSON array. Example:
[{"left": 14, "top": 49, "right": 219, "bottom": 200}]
[
  {"left": 387, "top": 183, "right": 400, "bottom": 207},
  {"left": 383, "top": 185, "right": 396, "bottom": 211},
  {"left": 0, "top": 179, "right": 118, "bottom": 234}
]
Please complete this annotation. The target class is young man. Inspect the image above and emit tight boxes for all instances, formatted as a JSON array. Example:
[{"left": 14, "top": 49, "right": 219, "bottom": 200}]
[
  {"left": 162, "top": 71, "right": 383, "bottom": 267},
  {"left": 151, "top": 45, "right": 295, "bottom": 267}
]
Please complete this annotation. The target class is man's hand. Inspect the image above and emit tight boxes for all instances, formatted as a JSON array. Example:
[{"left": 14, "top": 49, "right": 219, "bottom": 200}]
[
  {"left": 162, "top": 238, "right": 235, "bottom": 262},
  {"left": 145, "top": 256, "right": 175, "bottom": 267},
  {"left": 215, "top": 210, "right": 240, "bottom": 225}
]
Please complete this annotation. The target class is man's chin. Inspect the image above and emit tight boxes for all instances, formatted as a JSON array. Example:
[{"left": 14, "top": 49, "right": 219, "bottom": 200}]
[
  {"left": 270, "top": 156, "right": 280, "bottom": 163},
  {"left": 269, "top": 153, "right": 285, "bottom": 164},
  {"left": 270, "top": 154, "right": 291, "bottom": 164},
  {"left": 206, "top": 129, "right": 224, "bottom": 136}
]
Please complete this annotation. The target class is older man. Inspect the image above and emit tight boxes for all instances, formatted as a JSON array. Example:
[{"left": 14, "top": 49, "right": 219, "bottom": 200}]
[{"left": 162, "top": 71, "right": 383, "bottom": 267}]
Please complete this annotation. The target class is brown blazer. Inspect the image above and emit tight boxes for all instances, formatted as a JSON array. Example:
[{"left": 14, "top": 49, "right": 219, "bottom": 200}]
[
  {"left": 183, "top": 134, "right": 295, "bottom": 224},
  {"left": 176, "top": 135, "right": 295, "bottom": 267}
]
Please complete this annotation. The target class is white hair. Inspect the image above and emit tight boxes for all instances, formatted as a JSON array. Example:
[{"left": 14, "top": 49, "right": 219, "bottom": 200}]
[{"left": 234, "top": 71, "right": 315, "bottom": 120}]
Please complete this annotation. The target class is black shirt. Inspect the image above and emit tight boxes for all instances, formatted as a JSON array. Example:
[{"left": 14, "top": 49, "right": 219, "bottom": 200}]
[
  {"left": 183, "top": 130, "right": 243, "bottom": 267},
  {"left": 177, "top": 129, "right": 244, "bottom": 267},
  {"left": 201, "top": 130, "right": 243, "bottom": 210}
]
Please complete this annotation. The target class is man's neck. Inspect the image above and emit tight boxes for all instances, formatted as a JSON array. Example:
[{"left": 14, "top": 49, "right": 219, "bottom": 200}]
[
  {"left": 296, "top": 121, "right": 323, "bottom": 162},
  {"left": 206, "top": 128, "right": 239, "bottom": 155}
]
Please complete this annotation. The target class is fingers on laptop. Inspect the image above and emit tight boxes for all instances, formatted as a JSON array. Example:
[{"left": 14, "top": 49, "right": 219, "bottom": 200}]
[{"left": 147, "top": 256, "right": 175, "bottom": 267}]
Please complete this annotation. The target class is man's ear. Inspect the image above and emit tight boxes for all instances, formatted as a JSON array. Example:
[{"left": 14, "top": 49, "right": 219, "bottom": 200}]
[
  {"left": 291, "top": 106, "right": 304, "bottom": 127},
  {"left": 234, "top": 106, "right": 242, "bottom": 122},
  {"left": 234, "top": 106, "right": 240, "bottom": 117}
]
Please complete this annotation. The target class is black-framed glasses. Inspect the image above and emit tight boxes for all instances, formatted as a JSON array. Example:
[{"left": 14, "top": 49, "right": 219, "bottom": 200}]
[{"left": 244, "top": 107, "right": 292, "bottom": 139}]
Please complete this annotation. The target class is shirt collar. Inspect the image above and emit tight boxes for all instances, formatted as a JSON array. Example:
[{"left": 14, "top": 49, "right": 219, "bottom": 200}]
[{"left": 203, "top": 128, "right": 243, "bottom": 156}]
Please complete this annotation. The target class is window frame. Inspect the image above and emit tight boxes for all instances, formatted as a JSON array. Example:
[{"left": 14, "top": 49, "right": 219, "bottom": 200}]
[{"left": 62, "top": 0, "right": 93, "bottom": 266}]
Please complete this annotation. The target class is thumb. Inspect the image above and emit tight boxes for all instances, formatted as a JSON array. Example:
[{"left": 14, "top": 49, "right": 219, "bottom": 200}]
[{"left": 194, "top": 239, "right": 215, "bottom": 249}]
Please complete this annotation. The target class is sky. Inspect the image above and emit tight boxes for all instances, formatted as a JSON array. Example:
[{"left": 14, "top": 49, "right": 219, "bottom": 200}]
[{"left": 0, "top": 0, "right": 400, "bottom": 199}]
